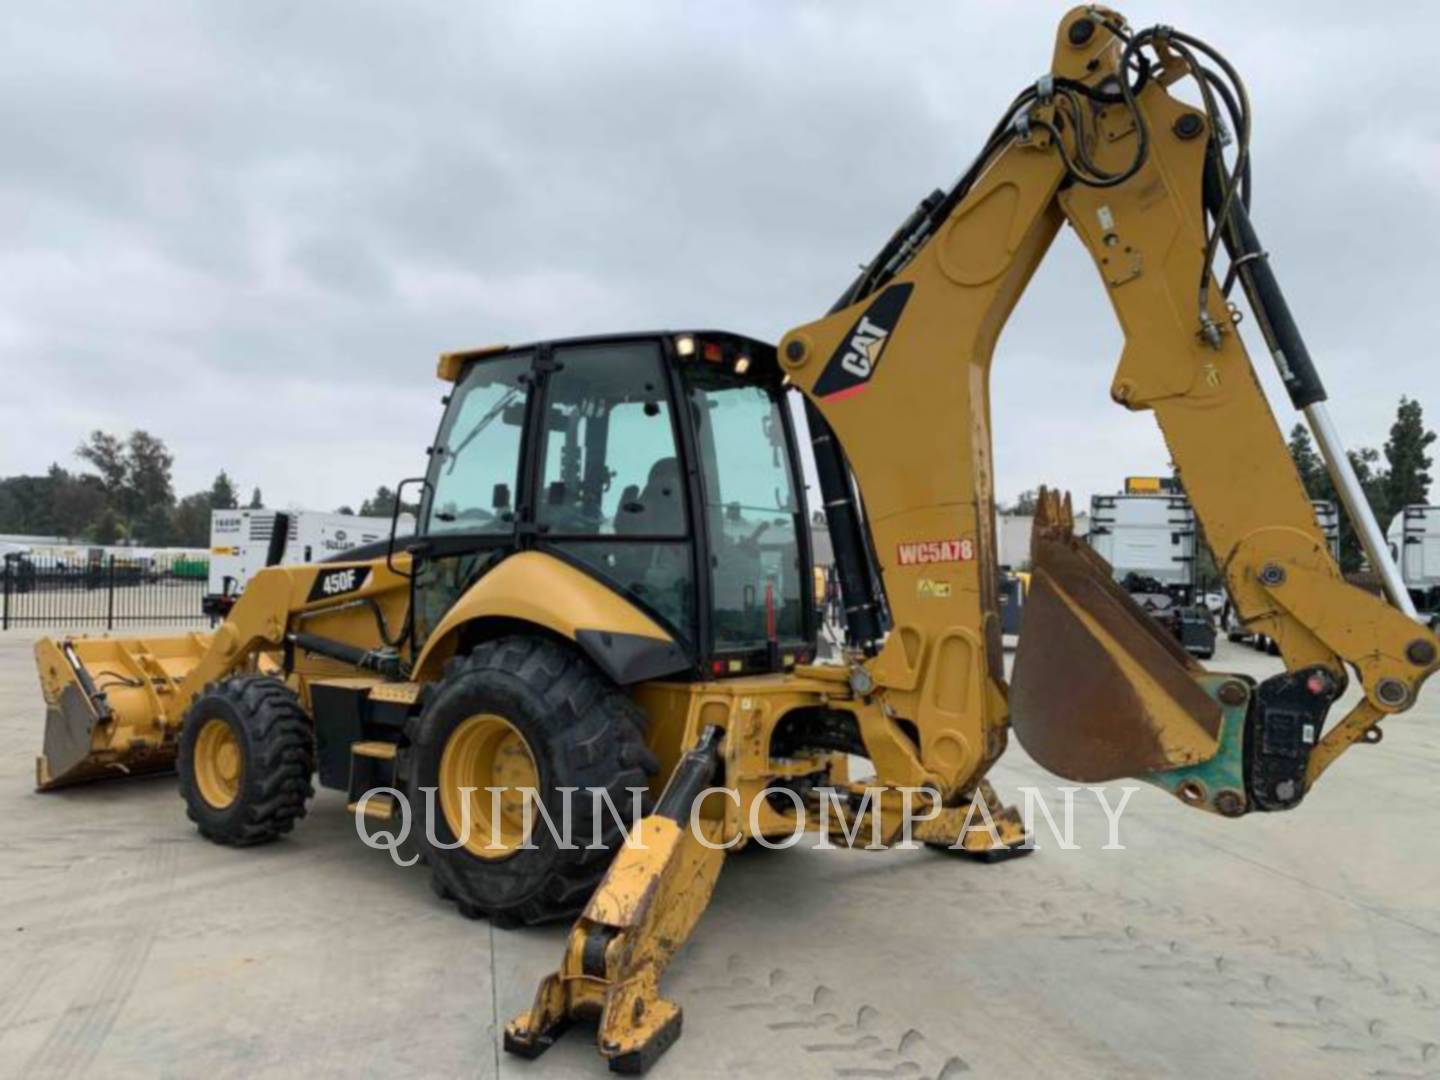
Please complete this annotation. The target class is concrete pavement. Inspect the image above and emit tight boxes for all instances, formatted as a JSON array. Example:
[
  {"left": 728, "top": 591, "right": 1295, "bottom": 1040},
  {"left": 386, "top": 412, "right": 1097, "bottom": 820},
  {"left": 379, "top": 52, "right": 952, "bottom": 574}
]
[{"left": 1, "top": 634, "right": 1436, "bottom": 1078}]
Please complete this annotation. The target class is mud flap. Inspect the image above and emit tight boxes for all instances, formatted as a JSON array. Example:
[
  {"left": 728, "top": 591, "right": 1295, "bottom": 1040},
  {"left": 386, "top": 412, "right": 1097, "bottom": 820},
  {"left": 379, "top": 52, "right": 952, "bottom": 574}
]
[{"left": 1009, "top": 491, "right": 1223, "bottom": 782}]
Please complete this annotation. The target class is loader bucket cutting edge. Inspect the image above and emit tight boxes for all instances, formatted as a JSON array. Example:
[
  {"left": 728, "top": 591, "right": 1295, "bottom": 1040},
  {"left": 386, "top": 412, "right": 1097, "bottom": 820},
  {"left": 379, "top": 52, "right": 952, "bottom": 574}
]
[
  {"left": 1008, "top": 490, "right": 1224, "bottom": 784},
  {"left": 33, "top": 632, "right": 213, "bottom": 791}
]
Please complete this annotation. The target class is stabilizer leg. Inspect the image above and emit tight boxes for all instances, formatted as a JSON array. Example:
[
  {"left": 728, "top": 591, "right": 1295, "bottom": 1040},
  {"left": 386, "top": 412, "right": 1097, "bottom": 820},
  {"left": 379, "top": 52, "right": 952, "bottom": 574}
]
[
  {"left": 913, "top": 779, "right": 1033, "bottom": 861},
  {"left": 505, "top": 726, "right": 727, "bottom": 1074}
]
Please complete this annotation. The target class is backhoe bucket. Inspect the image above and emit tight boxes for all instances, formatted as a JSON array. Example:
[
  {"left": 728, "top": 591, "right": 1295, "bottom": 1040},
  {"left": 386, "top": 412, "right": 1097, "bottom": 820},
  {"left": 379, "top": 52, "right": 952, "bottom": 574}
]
[
  {"left": 34, "top": 633, "right": 213, "bottom": 790},
  {"left": 1009, "top": 490, "right": 1222, "bottom": 782}
]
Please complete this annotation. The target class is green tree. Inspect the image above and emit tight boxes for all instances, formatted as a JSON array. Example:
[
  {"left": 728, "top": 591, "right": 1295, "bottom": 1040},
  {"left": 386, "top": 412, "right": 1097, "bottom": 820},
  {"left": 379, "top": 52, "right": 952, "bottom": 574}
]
[
  {"left": 0, "top": 474, "right": 57, "bottom": 535},
  {"left": 1287, "top": 424, "right": 1327, "bottom": 499},
  {"left": 335, "top": 505, "right": 355, "bottom": 515},
  {"left": 248, "top": 487, "right": 264, "bottom": 509},
  {"left": 171, "top": 492, "right": 214, "bottom": 547},
  {"left": 90, "top": 505, "right": 123, "bottom": 545},
  {"left": 169, "top": 470, "right": 240, "bottom": 548},
  {"left": 50, "top": 467, "right": 107, "bottom": 538},
  {"left": 1285, "top": 422, "right": 1393, "bottom": 571},
  {"left": 1334, "top": 448, "right": 1389, "bottom": 572},
  {"left": 134, "top": 505, "right": 174, "bottom": 546},
  {"left": 73, "top": 429, "right": 177, "bottom": 544},
  {"left": 209, "top": 470, "right": 239, "bottom": 511},
  {"left": 124, "top": 432, "right": 173, "bottom": 515},
  {"left": 359, "top": 485, "right": 398, "bottom": 517},
  {"left": 1383, "top": 396, "right": 1435, "bottom": 512},
  {"left": 76, "top": 431, "right": 128, "bottom": 498}
]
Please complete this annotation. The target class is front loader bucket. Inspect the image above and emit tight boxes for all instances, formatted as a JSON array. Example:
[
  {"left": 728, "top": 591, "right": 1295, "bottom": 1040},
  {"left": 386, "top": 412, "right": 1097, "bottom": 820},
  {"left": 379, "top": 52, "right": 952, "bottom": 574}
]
[
  {"left": 1009, "top": 491, "right": 1222, "bottom": 782},
  {"left": 34, "top": 633, "right": 212, "bottom": 790}
]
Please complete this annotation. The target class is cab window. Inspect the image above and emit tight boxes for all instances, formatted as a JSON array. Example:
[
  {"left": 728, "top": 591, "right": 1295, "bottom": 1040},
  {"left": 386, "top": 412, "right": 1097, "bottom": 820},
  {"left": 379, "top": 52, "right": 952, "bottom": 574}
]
[
  {"left": 682, "top": 366, "right": 805, "bottom": 650},
  {"left": 425, "top": 352, "right": 531, "bottom": 535},
  {"left": 537, "top": 341, "right": 693, "bottom": 637}
]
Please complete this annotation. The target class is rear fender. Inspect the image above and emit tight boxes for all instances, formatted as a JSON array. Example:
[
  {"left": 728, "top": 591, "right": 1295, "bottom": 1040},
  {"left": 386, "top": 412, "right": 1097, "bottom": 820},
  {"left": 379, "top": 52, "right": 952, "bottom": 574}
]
[{"left": 411, "top": 551, "right": 690, "bottom": 686}]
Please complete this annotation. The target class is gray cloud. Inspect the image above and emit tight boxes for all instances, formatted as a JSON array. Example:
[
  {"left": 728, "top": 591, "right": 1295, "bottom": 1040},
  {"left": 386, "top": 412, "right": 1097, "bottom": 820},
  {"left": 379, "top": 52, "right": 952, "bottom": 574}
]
[{"left": 2, "top": 0, "right": 1437, "bottom": 512}]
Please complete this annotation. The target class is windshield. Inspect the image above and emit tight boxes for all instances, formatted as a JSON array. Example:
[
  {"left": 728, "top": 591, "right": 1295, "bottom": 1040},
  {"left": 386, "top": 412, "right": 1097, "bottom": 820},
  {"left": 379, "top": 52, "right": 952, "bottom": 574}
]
[
  {"left": 425, "top": 352, "right": 531, "bottom": 535},
  {"left": 682, "top": 366, "right": 805, "bottom": 650}
]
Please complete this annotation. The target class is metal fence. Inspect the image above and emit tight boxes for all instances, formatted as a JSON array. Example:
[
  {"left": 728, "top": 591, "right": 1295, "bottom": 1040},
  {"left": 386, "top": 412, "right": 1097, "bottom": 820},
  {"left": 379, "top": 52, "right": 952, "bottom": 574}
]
[{"left": 1, "top": 553, "right": 210, "bottom": 630}]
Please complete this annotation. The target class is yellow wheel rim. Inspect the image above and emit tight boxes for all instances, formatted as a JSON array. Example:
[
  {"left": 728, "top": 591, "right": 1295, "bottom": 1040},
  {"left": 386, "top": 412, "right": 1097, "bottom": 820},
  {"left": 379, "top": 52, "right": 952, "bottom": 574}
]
[
  {"left": 439, "top": 713, "right": 540, "bottom": 859},
  {"left": 194, "top": 718, "right": 242, "bottom": 810}
]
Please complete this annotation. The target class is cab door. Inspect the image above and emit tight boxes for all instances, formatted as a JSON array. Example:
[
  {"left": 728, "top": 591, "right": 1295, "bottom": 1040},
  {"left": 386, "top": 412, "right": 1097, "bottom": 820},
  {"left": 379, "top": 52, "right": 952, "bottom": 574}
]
[{"left": 530, "top": 339, "right": 698, "bottom": 645}]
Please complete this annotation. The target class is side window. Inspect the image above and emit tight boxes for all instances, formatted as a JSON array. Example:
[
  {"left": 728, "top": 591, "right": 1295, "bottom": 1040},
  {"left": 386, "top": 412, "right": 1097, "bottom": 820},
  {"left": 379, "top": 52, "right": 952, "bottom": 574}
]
[
  {"left": 683, "top": 367, "right": 805, "bottom": 649},
  {"left": 425, "top": 352, "right": 531, "bottom": 535}
]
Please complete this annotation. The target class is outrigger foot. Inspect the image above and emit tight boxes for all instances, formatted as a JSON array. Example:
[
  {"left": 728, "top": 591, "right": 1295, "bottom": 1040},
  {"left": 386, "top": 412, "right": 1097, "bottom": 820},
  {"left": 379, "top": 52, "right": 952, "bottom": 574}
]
[
  {"left": 913, "top": 779, "right": 1033, "bottom": 860},
  {"left": 505, "top": 726, "right": 726, "bottom": 1074}
]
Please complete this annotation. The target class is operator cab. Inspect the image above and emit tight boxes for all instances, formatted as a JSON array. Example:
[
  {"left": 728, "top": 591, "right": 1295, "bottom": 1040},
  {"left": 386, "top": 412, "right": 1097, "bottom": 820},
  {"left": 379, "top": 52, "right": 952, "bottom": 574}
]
[{"left": 415, "top": 331, "right": 816, "bottom": 678}]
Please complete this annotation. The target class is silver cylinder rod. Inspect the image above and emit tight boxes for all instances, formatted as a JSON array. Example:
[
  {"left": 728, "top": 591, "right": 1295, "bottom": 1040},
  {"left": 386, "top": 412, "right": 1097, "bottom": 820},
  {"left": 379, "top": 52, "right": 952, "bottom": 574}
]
[{"left": 1303, "top": 401, "right": 1418, "bottom": 619}]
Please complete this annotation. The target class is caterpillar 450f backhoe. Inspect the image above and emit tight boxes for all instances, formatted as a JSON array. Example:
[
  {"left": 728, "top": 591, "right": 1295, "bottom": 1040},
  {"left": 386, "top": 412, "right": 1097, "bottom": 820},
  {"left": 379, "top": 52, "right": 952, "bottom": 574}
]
[{"left": 32, "top": 7, "right": 1438, "bottom": 1073}]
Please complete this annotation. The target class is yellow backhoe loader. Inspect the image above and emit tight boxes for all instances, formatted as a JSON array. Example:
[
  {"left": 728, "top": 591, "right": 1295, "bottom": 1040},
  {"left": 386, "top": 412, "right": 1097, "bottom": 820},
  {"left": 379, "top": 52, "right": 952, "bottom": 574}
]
[{"left": 32, "top": 7, "right": 1438, "bottom": 1073}]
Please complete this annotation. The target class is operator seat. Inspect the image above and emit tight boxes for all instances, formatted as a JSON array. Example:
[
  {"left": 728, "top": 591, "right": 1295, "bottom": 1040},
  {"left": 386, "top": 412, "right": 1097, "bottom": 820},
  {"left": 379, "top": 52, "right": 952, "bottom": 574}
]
[{"left": 618, "top": 457, "right": 685, "bottom": 536}]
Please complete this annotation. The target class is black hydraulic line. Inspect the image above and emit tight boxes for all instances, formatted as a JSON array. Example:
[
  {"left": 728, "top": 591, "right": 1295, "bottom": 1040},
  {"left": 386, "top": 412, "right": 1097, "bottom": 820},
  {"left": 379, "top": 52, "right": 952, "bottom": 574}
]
[
  {"left": 1204, "top": 149, "right": 1327, "bottom": 409},
  {"left": 830, "top": 188, "right": 945, "bottom": 315},
  {"left": 653, "top": 725, "right": 724, "bottom": 821},
  {"left": 804, "top": 400, "right": 883, "bottom": 653}
]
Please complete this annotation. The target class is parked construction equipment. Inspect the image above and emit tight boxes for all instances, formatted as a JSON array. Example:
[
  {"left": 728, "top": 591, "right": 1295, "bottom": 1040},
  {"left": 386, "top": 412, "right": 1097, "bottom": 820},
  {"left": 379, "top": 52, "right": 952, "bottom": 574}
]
[{"left": 31, "top": 8, "right": 1438, "bottom": 1073}]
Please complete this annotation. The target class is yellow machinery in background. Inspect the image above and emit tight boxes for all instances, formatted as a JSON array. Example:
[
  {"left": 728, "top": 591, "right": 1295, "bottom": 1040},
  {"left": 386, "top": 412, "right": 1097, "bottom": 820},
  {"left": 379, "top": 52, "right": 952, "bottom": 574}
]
[{"left": 33, "top": 7, "right": 1437, "bottom": 1073}]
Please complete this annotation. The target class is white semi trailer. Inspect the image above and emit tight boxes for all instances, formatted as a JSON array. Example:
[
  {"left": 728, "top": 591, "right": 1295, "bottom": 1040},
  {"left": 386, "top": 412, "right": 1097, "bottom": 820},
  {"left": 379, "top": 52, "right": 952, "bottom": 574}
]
[
  {"left": 1387, "top": 504, "right": 1440, "bottom": 625},
  {"left": 1087, "top": 491, "right": 1197, "bottom": 588},
  {"left": 1312, "top": 499, "right": 1340, "bottom": 562}
]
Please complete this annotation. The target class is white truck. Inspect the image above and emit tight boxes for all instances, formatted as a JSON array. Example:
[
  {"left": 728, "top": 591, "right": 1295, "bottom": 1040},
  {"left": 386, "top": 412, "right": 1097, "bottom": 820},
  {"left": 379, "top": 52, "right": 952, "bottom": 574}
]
[
  {"left": 205, "top": 509, "right": 412, "bottom": 618},
  {"left": 1387, "top": 504, "right": 1440, "bottom": 625},
  {"left": 1088, "top": 489, "right": 1215, "bottom": 658},
  {"left": 1087, "top": 492, "right": 1197, "bottom": 588},
  {"left": 1312, "top": 499, "right": 1340, "bottom": 562}
]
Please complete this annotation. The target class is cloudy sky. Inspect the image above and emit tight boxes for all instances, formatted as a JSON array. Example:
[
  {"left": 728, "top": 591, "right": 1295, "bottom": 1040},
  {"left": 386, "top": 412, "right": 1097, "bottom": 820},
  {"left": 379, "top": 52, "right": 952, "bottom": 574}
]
[{"left": 3, "top": 1, "right": 1437, "bottom": 514}]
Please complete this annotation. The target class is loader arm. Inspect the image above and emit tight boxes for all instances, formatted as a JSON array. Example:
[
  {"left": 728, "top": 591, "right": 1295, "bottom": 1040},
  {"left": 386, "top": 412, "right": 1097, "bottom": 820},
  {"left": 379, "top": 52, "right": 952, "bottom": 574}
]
[{"left": 777, "top": 6, "right": 1438, "bottom": 813}]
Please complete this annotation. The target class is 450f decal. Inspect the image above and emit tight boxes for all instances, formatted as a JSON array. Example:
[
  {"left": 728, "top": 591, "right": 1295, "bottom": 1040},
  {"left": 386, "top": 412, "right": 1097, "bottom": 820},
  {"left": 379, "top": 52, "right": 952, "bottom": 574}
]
[
  {"left": 308, "top": 565, "right": 372, "bottom": 602},
  {"left": 812, "top": 283, "right": 914, "bottom": 401}
]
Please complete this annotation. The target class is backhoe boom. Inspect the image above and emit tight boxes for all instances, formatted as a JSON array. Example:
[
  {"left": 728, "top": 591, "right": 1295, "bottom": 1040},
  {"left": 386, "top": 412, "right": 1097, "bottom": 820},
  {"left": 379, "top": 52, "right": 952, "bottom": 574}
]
[{"left": 777, "top": 5, "right": 1437, "bottom": 815}]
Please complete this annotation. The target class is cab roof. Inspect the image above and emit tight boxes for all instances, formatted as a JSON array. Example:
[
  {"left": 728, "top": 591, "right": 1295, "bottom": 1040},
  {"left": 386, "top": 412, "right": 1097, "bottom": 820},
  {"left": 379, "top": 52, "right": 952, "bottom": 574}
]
[{"left": 437, "top": 330, "right": 777, "bottom": 383}]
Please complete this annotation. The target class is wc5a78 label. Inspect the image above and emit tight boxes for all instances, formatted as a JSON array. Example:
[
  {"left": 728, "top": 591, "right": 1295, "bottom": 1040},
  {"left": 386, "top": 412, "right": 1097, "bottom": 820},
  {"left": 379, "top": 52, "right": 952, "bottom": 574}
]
[{"left": 895, "top": 538, "right": 974, "bottom": 566}]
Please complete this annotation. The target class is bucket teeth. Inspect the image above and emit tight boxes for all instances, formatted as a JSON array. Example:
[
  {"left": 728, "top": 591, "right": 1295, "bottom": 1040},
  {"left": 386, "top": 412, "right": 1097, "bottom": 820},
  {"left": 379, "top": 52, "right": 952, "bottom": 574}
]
[{"left": 1009, "top": 488, "right": 1222, "bottom": 782}]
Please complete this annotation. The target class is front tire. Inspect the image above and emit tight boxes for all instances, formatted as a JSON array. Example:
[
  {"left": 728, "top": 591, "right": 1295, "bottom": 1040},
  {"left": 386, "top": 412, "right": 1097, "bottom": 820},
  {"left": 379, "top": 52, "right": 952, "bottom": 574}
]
[
  {"left": 408, "top": 636, "right": 658, "bottom": 926},
  {"left": 178, "top": 676, "right": 315, "bottom": 846}
]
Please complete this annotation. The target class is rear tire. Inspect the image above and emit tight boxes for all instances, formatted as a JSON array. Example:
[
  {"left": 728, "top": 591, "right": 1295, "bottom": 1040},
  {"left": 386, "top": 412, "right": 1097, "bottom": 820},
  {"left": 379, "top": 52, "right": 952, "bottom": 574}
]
[
  {"left": 178, "top": 676, "right": 316, "bottom": 846},
  {"left": 408, "top": 635, "right": 658, "bottom": 926}
]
